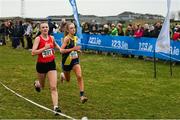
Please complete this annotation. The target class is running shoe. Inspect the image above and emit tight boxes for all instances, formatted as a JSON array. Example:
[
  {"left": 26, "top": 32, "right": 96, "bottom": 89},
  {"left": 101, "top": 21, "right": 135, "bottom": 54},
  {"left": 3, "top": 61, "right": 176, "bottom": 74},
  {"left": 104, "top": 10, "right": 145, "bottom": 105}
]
[
  {"left": 54, "top": 106, "right": 61, "bottom": 115},
  {"left": 34, "top": 81, "right": 41, "bottom": 92},
  {"left": 80, "top": 96, "right": 88, "bottom": 104}
]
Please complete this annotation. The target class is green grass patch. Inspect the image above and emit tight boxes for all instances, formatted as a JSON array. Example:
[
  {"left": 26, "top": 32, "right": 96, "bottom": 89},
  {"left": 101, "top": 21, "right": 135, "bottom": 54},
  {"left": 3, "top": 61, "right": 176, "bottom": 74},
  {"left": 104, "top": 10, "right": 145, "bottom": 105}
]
[{"left": 1, "top": 43, "right": 180, "bottom": 119}]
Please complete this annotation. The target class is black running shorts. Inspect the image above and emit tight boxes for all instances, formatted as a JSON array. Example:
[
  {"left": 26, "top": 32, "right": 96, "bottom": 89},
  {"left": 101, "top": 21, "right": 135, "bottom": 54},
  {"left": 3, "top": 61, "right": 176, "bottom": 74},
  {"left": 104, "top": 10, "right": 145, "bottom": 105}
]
[
  {"left": 36, "top": 60, "right": 56, "bottom": 73},
  {"left": 62, "top": 58, "right": 79, "bottom": 71}
]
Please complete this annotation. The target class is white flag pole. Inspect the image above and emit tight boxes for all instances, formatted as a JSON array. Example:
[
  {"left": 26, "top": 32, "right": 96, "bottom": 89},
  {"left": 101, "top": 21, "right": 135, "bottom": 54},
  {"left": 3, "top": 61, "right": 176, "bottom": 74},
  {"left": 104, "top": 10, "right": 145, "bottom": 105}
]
[{"left": 154, "top": 0, "right": 171, "bottom": 78}]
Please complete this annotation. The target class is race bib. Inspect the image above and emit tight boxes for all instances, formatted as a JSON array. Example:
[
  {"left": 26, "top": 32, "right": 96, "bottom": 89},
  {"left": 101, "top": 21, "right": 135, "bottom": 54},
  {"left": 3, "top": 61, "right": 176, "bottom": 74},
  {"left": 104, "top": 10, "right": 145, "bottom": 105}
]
[
  {"left": 42, "top": 49, "right": 53, "bottom": 58},
  {"left": 69, "top": 51, "right": 78, "bottom": 59}
]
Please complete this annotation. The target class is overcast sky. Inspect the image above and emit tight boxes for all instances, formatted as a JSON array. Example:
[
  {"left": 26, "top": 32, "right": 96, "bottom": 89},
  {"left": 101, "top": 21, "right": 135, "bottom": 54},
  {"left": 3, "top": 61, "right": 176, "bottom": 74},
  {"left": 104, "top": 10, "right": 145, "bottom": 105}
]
[{"left": 0, "top": 0, "right": 179, "bottom": 18}]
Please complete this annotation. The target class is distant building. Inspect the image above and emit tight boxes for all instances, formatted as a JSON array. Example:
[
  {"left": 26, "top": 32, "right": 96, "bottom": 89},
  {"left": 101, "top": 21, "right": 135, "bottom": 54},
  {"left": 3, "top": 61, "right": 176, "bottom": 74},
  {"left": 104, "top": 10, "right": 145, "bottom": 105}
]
[{"left": 0, "top": 11, "right": 165, "bottom": 24}]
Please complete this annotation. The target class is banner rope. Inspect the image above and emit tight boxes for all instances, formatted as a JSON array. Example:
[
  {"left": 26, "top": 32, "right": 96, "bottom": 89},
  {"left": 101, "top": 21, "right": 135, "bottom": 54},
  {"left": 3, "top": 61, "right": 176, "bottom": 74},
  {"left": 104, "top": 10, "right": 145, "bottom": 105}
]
[{"left": 0, "top": 81, "right": 76, "bottom": 120}]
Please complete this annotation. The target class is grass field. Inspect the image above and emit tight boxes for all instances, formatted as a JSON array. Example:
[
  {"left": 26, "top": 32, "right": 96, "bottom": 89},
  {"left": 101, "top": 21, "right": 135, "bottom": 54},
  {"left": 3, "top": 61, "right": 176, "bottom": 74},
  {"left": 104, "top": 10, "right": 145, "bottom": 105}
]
[{"left": 1, "top": 43, "right": 180, "bottom": 119}]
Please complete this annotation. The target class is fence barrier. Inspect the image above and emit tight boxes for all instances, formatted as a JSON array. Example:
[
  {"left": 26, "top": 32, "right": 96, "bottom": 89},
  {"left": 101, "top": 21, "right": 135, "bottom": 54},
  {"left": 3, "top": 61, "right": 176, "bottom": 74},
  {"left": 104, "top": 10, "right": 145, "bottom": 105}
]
[{"left": 53, "top": 33, "right": 180, "bottom": 61}]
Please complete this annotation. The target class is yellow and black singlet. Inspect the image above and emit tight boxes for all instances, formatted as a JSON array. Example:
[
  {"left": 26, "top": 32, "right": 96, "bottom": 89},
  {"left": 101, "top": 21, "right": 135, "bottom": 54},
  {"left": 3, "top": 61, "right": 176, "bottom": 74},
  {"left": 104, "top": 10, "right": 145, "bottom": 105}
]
[{"left": 62, "top": 35, "right": 79, "bottom": 71}]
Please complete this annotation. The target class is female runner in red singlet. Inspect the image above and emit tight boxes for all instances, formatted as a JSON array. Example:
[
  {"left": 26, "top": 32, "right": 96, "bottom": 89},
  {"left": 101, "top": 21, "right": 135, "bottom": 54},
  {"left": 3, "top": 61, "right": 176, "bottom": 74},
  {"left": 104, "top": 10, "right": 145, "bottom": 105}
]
[{"left": 31, "top": 22, "right": 61, "bottom": 114}]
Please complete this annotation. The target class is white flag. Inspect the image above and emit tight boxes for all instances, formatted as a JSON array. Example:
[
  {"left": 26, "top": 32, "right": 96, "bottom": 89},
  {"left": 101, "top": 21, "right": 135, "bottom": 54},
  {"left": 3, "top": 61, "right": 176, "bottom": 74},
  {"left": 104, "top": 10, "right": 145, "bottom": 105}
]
[{"left": 155, "top": 0, "right": 171, "bottom": 53}]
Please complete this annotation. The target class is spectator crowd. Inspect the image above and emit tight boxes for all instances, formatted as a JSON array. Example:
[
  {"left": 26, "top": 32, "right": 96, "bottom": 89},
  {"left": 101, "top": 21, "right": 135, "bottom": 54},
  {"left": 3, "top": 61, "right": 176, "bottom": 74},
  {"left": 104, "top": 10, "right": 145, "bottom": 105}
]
[{"left": 0, "top": 18, "right": 180, "bottom": 51}]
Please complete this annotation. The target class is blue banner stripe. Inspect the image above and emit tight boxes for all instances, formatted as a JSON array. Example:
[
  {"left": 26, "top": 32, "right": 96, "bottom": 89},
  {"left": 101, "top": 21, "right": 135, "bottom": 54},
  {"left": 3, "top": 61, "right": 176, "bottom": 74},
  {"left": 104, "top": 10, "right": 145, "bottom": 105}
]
[{"left": 54, "top": 33, "right": 180, "bottom": 61}]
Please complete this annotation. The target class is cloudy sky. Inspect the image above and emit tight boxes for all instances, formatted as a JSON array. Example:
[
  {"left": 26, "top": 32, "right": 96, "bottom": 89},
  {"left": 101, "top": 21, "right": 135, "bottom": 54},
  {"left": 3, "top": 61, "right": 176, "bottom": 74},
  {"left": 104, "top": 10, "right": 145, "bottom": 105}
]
[{"left": 0, "top": 0, "right": 179, "bottom": 18}]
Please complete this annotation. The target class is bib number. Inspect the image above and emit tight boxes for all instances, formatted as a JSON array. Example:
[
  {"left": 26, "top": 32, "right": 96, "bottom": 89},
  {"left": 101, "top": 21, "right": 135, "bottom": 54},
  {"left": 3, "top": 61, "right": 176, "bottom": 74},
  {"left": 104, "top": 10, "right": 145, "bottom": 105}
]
[
  {"left": 42, "top": 49, "right": 53, "bottom": 58},
  {"left": 69, "top": 51, "right": 78, "bottom": 59}
]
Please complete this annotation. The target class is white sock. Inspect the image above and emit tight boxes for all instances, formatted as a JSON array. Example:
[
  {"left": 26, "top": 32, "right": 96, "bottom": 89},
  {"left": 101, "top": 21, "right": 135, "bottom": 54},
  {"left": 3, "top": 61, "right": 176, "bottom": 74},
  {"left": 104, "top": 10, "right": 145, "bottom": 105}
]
[
  {"left": 35, "top": 80, "right": 40, "bottom": 87},
  {"left": 61, "top": 72, "right": 65, "bottom": 79},
  {"left": 54, "top": 106, "right": 58, "bottom": 110}
]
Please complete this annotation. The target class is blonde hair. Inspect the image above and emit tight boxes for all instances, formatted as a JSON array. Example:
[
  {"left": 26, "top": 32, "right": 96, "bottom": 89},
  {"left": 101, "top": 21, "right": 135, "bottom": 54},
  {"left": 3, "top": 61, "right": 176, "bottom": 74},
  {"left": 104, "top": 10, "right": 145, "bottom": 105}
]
[{"left": 64, "top": 22, "right": 74, "bottom": 36}]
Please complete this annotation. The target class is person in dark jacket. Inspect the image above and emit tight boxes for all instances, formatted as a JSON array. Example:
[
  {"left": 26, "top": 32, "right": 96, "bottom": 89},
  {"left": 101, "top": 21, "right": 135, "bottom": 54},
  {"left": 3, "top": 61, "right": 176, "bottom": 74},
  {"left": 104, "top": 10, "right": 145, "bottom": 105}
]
[
  {"left": 48, "top": 18, "right": 57, "bottom": 35},
  {"left": 12, "top": 20, "right": 24, "bottom": 48}
]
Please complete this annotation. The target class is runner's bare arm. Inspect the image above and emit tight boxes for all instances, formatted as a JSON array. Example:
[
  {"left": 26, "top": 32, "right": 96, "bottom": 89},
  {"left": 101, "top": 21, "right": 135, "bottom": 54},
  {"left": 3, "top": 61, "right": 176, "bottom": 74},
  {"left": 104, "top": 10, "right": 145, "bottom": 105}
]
[
  {"left": 51, "top": 36, "right": 62, "bottom": 50},
  {"left": 60, "top": 36, "right": 81, "bottom": 54}
]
